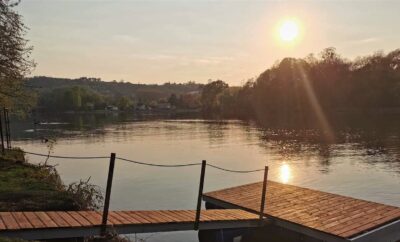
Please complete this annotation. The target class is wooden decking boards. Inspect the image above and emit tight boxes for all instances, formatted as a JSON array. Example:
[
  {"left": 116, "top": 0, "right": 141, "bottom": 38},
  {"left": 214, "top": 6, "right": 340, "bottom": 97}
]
[
  {"left": 203, "top": 181, "right": 400, "bottom": 240},
  {"left": 0, "top": 209, "right": 259, "bottom": 240},
  {"left": 1, "top": 181, "right": 399, "bottom": 241}
]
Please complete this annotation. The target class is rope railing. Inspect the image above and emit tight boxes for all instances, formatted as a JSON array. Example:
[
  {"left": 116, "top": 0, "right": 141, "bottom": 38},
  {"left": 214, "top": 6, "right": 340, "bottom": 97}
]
[
  {"left": 23, "top": 151, "right": 110, "bottom": 160},
  {"left": 117, "top": 156, "right": 202, "bottom": 168},
  {"left": 206, "top": 163, "right": 264, "bottom": 173},
  {"left": 23, "top": 150, "right": 265, "bottom": 173},
  {"left": 22, "top": 149, "right": 269, "bottom": 234}
]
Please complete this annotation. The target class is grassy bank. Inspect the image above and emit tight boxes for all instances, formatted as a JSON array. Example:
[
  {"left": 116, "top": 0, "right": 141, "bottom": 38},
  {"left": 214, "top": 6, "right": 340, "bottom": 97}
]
[{"left": 0, "top": 148, "right": 102, "bottom": 212}]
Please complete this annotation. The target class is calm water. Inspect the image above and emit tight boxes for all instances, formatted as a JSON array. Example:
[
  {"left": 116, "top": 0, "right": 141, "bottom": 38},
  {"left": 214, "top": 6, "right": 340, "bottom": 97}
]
[{"left": 11, "top": 113, "right": 400, "bottom": 241}]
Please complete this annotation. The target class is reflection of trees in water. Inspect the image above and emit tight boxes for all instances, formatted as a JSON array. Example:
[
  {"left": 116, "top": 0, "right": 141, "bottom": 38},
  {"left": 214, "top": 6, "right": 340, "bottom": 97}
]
[
  {"left": 254, "top": 117, "right": 400, "bottom": 174},
  {"left": 10, "top": 113, "right": 400, "bottom": 174},
  {"left": 206, "top": 121, "right": 229, "bottom": 146}
]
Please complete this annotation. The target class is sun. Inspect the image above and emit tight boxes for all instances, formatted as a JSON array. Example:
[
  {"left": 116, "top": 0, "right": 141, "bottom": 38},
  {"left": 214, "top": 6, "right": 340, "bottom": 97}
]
[{"left": 279, "top": 19, "right": 299, "bottom": 42}]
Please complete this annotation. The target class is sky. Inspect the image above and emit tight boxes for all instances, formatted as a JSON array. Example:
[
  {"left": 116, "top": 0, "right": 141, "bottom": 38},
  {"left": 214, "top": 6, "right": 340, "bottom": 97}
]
[{"left": 17, "top": 0, "right": 400, "bottom": 85}]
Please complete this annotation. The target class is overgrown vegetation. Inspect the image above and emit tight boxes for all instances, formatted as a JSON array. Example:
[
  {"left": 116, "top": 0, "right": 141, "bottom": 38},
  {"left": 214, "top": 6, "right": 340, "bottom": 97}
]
[{"left": 0, "top": 148, "right": 103, "bottom": 211}]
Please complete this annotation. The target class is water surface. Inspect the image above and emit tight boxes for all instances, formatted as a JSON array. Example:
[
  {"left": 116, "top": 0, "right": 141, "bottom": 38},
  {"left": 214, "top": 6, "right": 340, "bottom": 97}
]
[{"left": 11, "top": 113, "right": 400, "bottom": 241}]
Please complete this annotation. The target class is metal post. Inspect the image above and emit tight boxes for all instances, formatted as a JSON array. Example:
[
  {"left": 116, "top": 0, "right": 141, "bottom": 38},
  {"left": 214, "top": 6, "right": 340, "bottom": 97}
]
[
  {"left": 0, "top": 111, "right": 4, "bottom": 154},
  {"left": 259, "top": 166, "right": 269, "bottom": 225},
  {"left": 101, "top": 153, "right": 116, "bottom": 235},
  {"left": 194, "top": 160, "right": 206, "bottom": 230},
  {"left": 4, "top": 108, "right": 10, "bottom": 149}
]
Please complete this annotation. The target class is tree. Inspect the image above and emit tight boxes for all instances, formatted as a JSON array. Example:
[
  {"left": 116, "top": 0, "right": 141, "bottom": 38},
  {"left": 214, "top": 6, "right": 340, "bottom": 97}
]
[
  {"left": 116, "top": 96, "right": 132, "bottom": 110},
  {"left": 201, "top": 80, "right": 229, "bottom": 113},
  {"left": 0, "top": 0, "right": 35, "bottom": 109},
  {"left": 168, "top": 93, "right": 178, "bottom": 106}
]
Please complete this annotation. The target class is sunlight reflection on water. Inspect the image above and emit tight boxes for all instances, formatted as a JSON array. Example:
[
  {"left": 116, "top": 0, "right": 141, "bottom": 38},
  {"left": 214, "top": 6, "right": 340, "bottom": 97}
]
[{"left": 279, "top": 163, "right": 292, "bottom": 184}]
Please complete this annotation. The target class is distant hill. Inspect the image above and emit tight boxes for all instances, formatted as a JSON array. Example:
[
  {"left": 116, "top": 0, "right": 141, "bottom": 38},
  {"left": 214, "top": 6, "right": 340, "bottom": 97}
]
[{"left": 27, "top": 76, "right": 203, "bottom": 100}]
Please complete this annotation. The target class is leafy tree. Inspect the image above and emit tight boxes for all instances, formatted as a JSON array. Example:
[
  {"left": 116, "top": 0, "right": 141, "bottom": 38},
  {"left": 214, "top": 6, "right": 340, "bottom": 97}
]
[
  {"left": 116, "top": 96, "right": 132, "bottom": 110},
  {"left": 0, "top": 0, "right": 35, "bottom": 109},
  {"left": 201, "top": 80, "right": 229, "bottom": 113},
  {"left": 203, "top": 48, "right": 400, "bottom": 125},
  {"left": 168, "top": 93, "right": 178, "bottom": 106}
]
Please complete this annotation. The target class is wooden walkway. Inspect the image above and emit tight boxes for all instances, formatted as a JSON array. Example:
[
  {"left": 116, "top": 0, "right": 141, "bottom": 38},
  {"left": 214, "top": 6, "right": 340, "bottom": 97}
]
[
  {"left": 204, "top": 181, "right": 400, "bottom": 242},
  {"left": 0, "top": 209, "right": 259, "bottom": 240}
]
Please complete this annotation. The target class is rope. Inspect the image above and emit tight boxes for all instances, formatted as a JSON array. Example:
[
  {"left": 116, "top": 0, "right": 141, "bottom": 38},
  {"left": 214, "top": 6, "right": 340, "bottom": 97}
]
[
  {"left": 23, "top": 150, "right": 264, "bottom": 173},
  {"left": 207, "top": 163, "right": 264, "bottom": 173},
  {"left": 116, "top": 157, "right": 202, "bottom": 167},
  {"left": 23, "top": 151, "right": 110, "bottom": 160}
]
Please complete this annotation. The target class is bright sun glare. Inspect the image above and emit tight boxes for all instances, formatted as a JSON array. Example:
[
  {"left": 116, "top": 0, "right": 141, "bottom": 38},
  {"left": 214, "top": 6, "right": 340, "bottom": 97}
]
[{"left": 279, "top": 20, "right": 299, "bottom": 42}]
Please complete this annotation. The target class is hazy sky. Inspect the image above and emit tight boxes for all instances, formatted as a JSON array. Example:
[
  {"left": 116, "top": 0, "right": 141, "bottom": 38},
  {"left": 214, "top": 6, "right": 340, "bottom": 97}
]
[{"left": 17, "top": 0, "right": 400, "bottom": 85}]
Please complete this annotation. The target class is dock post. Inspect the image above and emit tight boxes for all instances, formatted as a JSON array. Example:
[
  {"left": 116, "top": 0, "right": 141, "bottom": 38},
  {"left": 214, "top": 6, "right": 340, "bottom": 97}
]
[
  {"left": 194, "top": 160, "right": 206, "bottom": 230},
  {"left": 101, "top": 152, "right": 116, "bottom": 236},
  {"left": 0, "top": 110, "right": 4, "bottom": 154},
  {"left": 259, "top": 166, "right": 269, "bottom": 225},
  {"left": 4, "top": 108, "right": 10, "bottom": 149}
]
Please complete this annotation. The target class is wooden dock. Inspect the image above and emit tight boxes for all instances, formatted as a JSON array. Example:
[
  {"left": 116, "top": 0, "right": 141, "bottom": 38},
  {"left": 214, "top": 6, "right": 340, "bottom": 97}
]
[
  {"left": 203, "top": 181, "right": 400, "bottom": 242},
  {"left": 0, "top": 209, "right": 259, "bottom": 240}
]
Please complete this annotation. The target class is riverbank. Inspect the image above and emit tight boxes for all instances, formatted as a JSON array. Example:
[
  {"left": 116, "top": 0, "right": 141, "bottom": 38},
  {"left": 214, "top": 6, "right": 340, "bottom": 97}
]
[
  {"left": 0, "top": 148, "right": 101, "bottom": 212},
  {"left": 0, "top": 148, "right": 106, "bottom": 241},
  {"left": 0, "top": 148, "right": 72, "bottom": 211}
]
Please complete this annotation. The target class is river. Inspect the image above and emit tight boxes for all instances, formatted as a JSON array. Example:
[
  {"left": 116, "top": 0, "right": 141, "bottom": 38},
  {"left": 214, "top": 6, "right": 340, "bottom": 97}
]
[{"left": 10, "top": 113, "right": 400, "bottom": 241}]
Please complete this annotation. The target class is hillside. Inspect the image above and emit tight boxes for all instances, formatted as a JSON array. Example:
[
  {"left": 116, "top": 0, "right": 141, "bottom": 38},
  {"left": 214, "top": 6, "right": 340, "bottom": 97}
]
[
  {"left": 28, "top": 76, "right": 202, "bottom": 98},
  {"left": 26, "top": 76, "right": 203, "bottom": 111}
]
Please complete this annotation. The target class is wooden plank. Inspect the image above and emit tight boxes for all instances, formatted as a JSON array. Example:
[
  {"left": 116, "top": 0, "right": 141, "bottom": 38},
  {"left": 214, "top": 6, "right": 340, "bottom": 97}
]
[
  {"left": 204, "top": 180, "right": 400, "bottom": 239},
  {"left": 103, "top": 212, "right": 122, "bottom": 225},
  {"left": 46, "top": 211, "right": 70, "bottom": 227},
  {"left": 78, "top": 211, "right": 100, "bottom": 226},
  {"left": 168, "top": 210, "right": 192, "bottom": 221},
  {"left": 22, "top": 212, "right": 46, "bottom": 228},
  {"left": 56, "top": 212, "right": 81, "bottom": 227},
  {"left": 12, "top": 212, "right": 33, "bottom": 229},
  {"left": 139, "top": 211, "right": 165, "bottom": 224},
  {"left": 162, "top": 210, "right": 188, "bottom": 222},
  {"left": 150, "top": 211, "right": 179, "bottom": 223},
  {"left": 176, "top": 210, "right": 195, "bottom": 221},
  {"left": 109, "top": 211, "right": 130, "bottom": 224},
  {"left": 35, "top": 212, "right": 58, "bottom": 228},
  {"left": 0, "top": 212, "right": 20, "bottom": 230},
  {"left": 67, "top": 211, "right": 92, "bottom": 227},
  {"left": 114, "top": 211, "right": 141, "bottom": 224},
  {"left": 0, "top": 216, "right": 6, "bottom": 230},
  {"left": 127, "top": 211, "right": 153, "bottom": 224}
]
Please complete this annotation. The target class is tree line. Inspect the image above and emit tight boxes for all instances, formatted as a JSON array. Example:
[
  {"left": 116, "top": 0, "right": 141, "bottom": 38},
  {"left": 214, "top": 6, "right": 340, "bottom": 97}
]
[
  {"left": 31, "top": 78, "right": 202, "bottom": 111},
  {"left": 200, "top": 48, "right": 400, "bottom": 124}
]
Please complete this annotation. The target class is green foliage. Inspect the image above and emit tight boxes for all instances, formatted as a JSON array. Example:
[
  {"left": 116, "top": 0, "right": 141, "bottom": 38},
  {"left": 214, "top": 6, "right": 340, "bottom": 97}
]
[
  {"left": 0, "top": 149, "right": 103, "bottom": 211},
  {"left": 39, "top": 86, "right": 107, "bottom": 111},
  {"left": 201, "top": 80, "right": 229, "bottom": 113},
  {"left": 0, "top": 0, "right": 36, "bottom": 110},
  {"left": 29, "top": 77, "right": 203, "bottom": 111},
  {"left": 29, "top": 78, "right": 203, "bottom": 112}
]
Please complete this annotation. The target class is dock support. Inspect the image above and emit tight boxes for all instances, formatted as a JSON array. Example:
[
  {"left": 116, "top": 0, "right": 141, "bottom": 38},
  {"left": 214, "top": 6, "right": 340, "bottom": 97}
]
[
  {"left": 0, "top": 110, "right": 4, "bottom": 154},
  {"left": 4, "top": 108, "right": 10, "bottom": 149},
  {"left": 101, "top": 152, "right": 116, "bottom": 236},
  {"left": 259, "top": 166, "right": 268, "bottom": 225},
  {"left": 194, "top": 160, "right": 206, "bottom": 230}
]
